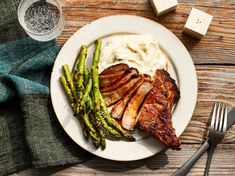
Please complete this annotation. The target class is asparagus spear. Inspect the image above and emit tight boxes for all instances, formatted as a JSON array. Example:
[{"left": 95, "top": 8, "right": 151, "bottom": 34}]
[
  {"left": 91, "top": 40, "right": 106, "bottom": 149},
  {"left": 77, "top": 75, "right": 92, "bottom": 113},
  {"left": 98, "top": 111, "right": 122, "bottom": 138},
  {"left": 71, "top": 48, "right": 90, "bottom": 139},
  {"left": 82, "top": 113, "right": 100, "bottom": 148},
  {"left": 84, "top": 68, "right": 89, "bottom": 85},
  {"left": 73, "top": 71, "right": 78, "bottom": 82},
  {"left": 91, "top": 41, "right": 102, "bottom": 110},
  {"left": 90, "top": 94, "right": 106, "bottom": 150},
  {"left": 60, "top": 72, "right": 101, "bottom": 146},
  {"left": 60, "top": 76, "right": 88, "bottom": 139},
  {"left": 87, "top": 91, "right": 121, "bottom": 138},
  {"left": 62, "top": 65, "right": 77, "bottom": 101},
  {"left": 77, "top": 45, "right": 88, "bottom": 74},
  {"left": 59, "top": 76, "right": 75, "bottom": 107},
  {"left": 85, "top": 95, "right": 104, "bottom": 148},
  {"left": 99, "top": 92, "right": 135, "bottom": 141},
  {"left": 76, "top": 45, "right": 88, "bottom": 100}
]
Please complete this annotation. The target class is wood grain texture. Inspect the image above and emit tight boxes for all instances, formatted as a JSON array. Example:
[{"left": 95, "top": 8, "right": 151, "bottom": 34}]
[
  {"left": 180, "top": 65, "right": 235, "bottom": 144},
  {"left": 56, "top": 0, "right": 235, "bottom": 64},
  {"left": 13, "top": 144, "right": 235, "bottom": 176},
  {"left": 14, "top": 0, "right": 235, "bottom": 175}
]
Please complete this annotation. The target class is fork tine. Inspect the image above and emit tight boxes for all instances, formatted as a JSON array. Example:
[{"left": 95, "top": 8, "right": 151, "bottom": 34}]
[
  {"left": 214, "top": 103, "right": 221, "bottom": 131},
  {"left": 218, "top": 104, "right": 225, "bottom": 132},
  {"left": 210, "top": 102, "right": 217, "bottom": 129},
  {"left": 222, "top": 105, "right": 228, "bottom": 133}
]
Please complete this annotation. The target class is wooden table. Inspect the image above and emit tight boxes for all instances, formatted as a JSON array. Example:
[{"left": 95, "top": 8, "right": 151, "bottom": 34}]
[{"left": 15, "top": 0, "right": 235, "bottom": 175}]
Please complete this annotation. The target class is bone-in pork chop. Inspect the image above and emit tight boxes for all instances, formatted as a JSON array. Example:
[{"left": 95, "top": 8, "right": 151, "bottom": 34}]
[{"left": 136, "top": 70, "right": 181, "bottom": 150}]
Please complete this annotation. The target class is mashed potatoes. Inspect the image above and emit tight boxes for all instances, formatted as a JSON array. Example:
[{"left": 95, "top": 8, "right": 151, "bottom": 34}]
[{"left": 99, "top": 35, "right": 168, "bottom": 77}]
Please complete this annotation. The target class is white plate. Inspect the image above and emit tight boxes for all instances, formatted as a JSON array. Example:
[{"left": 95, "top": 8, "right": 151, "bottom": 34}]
[{"left": 50, "top": 15, "right": 198, "bottom": 161}]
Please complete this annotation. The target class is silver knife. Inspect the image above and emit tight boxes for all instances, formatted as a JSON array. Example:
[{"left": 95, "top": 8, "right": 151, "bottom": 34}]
[{"left": 172, "top": 107, "right": 235, "bottom": 176}]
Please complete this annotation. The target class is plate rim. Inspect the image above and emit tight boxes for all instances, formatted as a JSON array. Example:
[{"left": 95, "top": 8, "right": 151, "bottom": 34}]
[{"left": 50, "top": 15, "right": 198, "bottom": 161}]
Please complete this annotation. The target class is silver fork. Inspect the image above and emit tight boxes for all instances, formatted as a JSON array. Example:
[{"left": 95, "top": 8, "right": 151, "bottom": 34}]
[
  {"left": 204, "top": 102, "right": 228, "bottom": 176},
  {"left": 172, "top": 102, "right": 228, "bottom": 176}
]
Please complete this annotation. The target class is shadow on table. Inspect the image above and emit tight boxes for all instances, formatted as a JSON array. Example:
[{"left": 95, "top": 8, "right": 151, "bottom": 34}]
[
  {"left": 19, "top": 164, "right": 76, "bottom": 176},
  {"left": 180, "top": 33, "right": 200, "bottom": 51},
  {"left": 83, "top": 148, "right": 169, "bottom": 172},
  {"left": 26, "top": 149, "right": 169, "bottom": 175}
]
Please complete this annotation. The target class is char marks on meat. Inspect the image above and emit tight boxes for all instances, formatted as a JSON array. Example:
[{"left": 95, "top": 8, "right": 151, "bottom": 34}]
[
  {"left": 122, "top": 81, "right": 153, "bottom": 130},
  {"left": 100, "top": 63, "right": 129, "bottom": 75},
  {"left": 99, "top": 64, "right": 129, "bottom": 88},
  {"left": 102, "top": 74, "right": 141, "bottom": 106},
  {"left": 153, "top": 70, "right": 180, "bottom": 107},
  {"left": 111, "top": 77, "right": 145, "bottom": 119},
  {"left": 101, "top": 68, "right": 138, "bottom": 93},
  {"left": 137, "top": 70, "right": 181, "bottom": 150},
  {"left": 99, "top": 64, "right": 181, "bottom": 150}
]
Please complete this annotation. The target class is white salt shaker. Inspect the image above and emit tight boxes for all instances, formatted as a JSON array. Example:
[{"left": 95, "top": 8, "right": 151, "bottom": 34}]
[
  {"left": 183, "top": 8, "right": 213, "bottom": 39},
  {"left": 150, "top": 0, "right": 178, "bottom": 16}
]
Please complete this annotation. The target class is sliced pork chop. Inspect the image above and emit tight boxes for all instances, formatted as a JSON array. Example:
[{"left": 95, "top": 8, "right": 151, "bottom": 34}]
[
  {"left": 99, "top": 64, "right": 129, "bottom": 89},
  {"left": 136, "top": 70, "right": 181, "bottom": 150},
  {"left": 101, "top": 68, "right": 138, "bottom": 93},
  {"left": 110, "top": 76, "right": 146, "bottom": 119},
  {"left": 122, "top": 81, "right": 153, "bottom": 130},
  {"left": 100, "top": 63, "right": 129, "bottom": 75},
  {"left": 99, "top": 71, "right": 126, "bottom": 88},
  {"left": 102, "top": 74, "right": 141, "bottom": 106}
]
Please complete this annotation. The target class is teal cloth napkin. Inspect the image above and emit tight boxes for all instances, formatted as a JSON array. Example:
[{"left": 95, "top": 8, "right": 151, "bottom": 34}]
[{"left": 0, "top": 0, "right": 90, "bottom": 175}]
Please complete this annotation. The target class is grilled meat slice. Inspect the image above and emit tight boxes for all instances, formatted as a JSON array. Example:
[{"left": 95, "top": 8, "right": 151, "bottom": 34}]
[
  {"left": 137, "top": 88, "right": 180, "bottom": 150},
  {"left": 99, "top": 71, "right": 126, "bottom": 89},
  {"left": 111, "top": 75, "right": 146, "bottom": 119},
  {"left": 100, "top": 63, "right": 129, "bottom": 75},
  {"left": 153, "top": 70, "right": 180, "bottom": 107},
  {"left": 101, "top": 68, "right": 138, "bottom": 93},
  {"left": 136, "top": 70, "right": 181, "bottom": 150},
  {"left": 99, "top": 64, "right": 129, "bottom": 89},
  {"left": 107, "top": 105, "right": 114, "bottom": 113},
  {"left": 102, "top": 74, "right": 141, "bottom": 106},
  {"left": 122, "top": 81, "right": 153, "bottom": 130}
]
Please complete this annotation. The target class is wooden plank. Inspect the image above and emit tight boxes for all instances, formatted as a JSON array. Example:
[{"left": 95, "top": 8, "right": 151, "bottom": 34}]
[
  {"left": 60, "top": 0, "right": 233, "bottom": 11},
  {"left": 180, "top": 65, "right": 235, "bottom": 144},
  {"left": 57, "top": 0, "right": 235, "bottom": 64},
  {"left": 13, "top": 144, "right": 235, "bottom": 176}
]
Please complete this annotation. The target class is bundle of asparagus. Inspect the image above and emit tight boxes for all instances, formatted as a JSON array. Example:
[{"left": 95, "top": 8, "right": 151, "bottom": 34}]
[{"left": 59, "top": 40, "right": 135, "bottom": 150}]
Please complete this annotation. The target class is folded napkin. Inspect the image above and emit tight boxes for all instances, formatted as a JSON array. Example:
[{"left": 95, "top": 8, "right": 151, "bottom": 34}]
[{"left": 0, "top": 0, "right": 90, "bottom": 175}]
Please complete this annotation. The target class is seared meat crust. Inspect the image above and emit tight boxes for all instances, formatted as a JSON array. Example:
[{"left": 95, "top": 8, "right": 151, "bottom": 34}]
[
  {"left": 111, "top": 77, "right": 145, "bottom": 119},
  {"left": 153, "top": 70, "right": 180, "bottom": 107},
  {"left": 100, "top": 63, "right": 129, "bottom": 75},
  {"left": 102, "top": 74, "right": 141, "bottom": 106},
  {"left": 99, "top": 64, "right": 129, "bottom": 88},
  {"left": 111, "top": 75, "right": 151, "bottom": 119},
  {"left": 122, "top": 81, "right": 153, "bottom": 130},
  {"left": 137, "top": 70, "right": 181, "bottom": 150},
  {"left": 101, "top": 68, "right": 138, "bottom": 93}
]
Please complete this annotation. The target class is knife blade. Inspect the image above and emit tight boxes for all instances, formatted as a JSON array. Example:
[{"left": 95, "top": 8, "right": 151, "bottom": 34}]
[{"left": 227, "top": 108, "right": 235, "bottom": 130}]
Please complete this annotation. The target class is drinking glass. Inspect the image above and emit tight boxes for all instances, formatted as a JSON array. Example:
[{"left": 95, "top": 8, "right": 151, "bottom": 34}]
[{"left": 17, "top": 0, "right": 64, "bottom": 41}]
